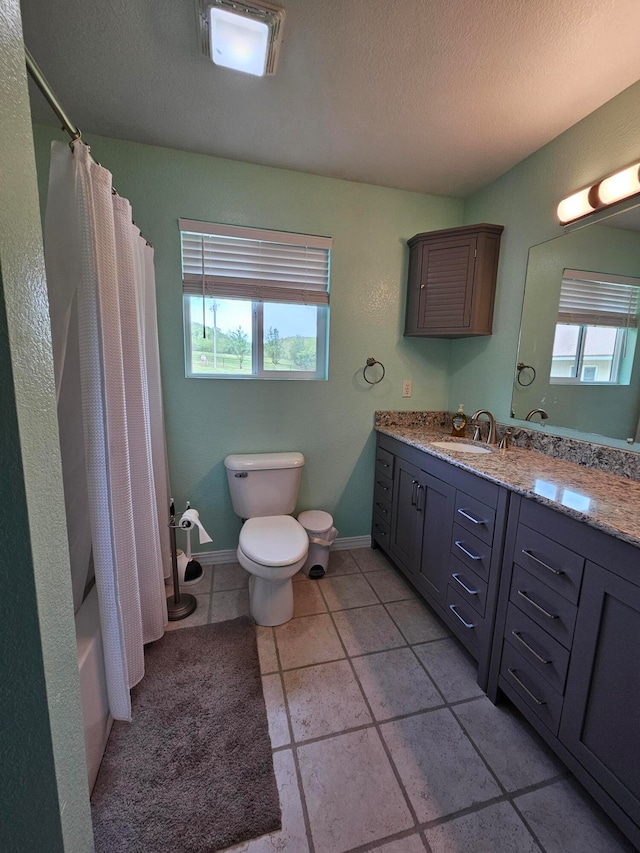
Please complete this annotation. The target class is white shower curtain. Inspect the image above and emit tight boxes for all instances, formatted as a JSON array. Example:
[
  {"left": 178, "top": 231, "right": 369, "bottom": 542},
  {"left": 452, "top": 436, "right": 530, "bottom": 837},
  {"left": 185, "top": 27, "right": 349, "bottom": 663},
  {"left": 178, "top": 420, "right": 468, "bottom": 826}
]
[{"left": 45, "top": 140, "right": 169, "bottom": 721}]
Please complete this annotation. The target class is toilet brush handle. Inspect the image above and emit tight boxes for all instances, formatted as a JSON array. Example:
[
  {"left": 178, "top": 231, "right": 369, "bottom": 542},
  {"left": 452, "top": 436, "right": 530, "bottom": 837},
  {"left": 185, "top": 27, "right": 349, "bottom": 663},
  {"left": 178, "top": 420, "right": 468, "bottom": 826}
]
[
  {"left": 169, "top": 521, "right": 181, "bottom": 604},
  {"left": 186, "top": 525, "right": 192, "bottom": 561}
]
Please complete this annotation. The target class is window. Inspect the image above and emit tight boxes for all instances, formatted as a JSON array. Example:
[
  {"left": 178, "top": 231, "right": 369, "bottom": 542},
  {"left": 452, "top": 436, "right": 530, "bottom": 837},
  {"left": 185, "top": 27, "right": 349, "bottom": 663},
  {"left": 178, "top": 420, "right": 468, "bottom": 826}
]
[
  {"left": 180, "top": 220, "right": 331, "bottom": 379},
  {"left": 550, "top": 269, "right": 639, "bottom": 385}
]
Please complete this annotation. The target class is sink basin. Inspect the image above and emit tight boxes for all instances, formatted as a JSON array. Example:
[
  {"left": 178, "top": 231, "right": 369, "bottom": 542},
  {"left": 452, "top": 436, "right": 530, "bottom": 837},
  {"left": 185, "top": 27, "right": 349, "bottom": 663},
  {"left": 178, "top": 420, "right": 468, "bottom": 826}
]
[{"left": 431, "top": 441, "right": 493, "bottom": 455}]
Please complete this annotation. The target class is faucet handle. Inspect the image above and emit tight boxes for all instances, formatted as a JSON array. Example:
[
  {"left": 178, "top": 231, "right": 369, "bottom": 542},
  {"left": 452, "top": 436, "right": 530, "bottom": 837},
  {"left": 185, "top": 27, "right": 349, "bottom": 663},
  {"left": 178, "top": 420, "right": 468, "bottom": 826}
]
[{"left": 498, "top": 428, "right": 513, "bottom": 451}]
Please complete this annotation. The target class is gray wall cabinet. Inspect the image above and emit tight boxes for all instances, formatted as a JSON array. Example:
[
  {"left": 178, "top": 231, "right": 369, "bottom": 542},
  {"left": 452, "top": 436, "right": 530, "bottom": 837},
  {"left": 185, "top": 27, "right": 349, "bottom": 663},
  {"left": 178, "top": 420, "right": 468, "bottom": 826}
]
[
  {"left": 372, "top": 435, "right": 640, "bottom": 849},
  {"left": 404, "top": 223, "right": 503, "bottom": 337}
]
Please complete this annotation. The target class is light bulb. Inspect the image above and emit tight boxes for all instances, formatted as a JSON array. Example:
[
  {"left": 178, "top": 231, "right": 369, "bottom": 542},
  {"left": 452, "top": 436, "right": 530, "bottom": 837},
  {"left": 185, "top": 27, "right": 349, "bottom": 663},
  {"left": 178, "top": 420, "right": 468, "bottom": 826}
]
[
  {"left": 557, "top": 187, "right": 595, "bottom": 224},
  {"left": 598, "top": 164, "right": 640, "bottom": 206}
]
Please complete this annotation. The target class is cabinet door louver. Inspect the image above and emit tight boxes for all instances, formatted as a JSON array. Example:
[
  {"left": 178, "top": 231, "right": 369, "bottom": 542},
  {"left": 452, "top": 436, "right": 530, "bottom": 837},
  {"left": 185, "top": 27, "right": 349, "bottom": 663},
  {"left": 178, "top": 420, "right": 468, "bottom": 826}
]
[{"left": 419, "top": 238, "right": 476, "bottom": 329}]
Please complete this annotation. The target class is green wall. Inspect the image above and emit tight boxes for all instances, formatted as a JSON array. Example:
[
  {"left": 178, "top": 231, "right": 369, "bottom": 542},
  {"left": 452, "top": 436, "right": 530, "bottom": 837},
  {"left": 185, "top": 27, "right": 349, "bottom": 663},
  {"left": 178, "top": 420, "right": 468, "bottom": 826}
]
[
  {"left": 32, "top": 128, "right": 463, "bottom": 550},
  {"left": 454, "top": 79, "right": 640, "bottom": 450},
  {"left": 0, "top": 1, "right": 93, "bottom": 850}
]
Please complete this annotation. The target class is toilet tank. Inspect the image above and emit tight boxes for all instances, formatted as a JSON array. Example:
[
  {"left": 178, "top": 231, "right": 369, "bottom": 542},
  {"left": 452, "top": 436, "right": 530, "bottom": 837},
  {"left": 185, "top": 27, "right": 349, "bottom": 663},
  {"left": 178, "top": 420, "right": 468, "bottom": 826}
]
[{"left": 224, "top": 452, "right": 305, "bottom": 518}]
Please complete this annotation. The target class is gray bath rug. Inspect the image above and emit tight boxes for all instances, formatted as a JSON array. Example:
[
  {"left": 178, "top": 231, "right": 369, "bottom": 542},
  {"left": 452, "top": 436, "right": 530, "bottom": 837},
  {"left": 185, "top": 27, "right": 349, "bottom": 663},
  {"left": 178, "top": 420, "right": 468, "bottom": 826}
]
[{"left": 91, "top": 616, "right": 281, "bottom": 853}]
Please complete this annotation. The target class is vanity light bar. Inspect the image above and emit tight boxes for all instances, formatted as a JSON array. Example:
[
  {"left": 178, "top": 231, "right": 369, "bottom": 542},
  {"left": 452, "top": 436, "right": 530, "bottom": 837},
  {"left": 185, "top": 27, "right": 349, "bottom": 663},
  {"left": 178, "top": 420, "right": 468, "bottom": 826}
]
[{"left": 557, "top": 162, "right": 640, "bottom": 224}]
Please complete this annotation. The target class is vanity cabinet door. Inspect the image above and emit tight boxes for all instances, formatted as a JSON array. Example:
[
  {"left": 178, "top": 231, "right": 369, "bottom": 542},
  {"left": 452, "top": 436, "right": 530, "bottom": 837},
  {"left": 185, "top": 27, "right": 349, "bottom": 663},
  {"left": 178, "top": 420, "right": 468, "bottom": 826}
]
[
  {"left": 560, "top": 562, "right": 640, "bottom": 825},
  {"left": 389, "top": 458, "right": 425, "bottom": 578},
  {"left": 417, "top": 473, "right": 456, "bottom": 607}
]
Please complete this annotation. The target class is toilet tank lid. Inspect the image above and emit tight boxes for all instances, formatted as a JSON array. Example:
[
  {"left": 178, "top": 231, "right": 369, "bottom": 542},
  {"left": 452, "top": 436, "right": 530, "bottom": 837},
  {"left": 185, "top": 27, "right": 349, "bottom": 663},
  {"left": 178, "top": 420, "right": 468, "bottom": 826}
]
[{"left": 224, "top": 451, "right": 305, "bottom": 471}]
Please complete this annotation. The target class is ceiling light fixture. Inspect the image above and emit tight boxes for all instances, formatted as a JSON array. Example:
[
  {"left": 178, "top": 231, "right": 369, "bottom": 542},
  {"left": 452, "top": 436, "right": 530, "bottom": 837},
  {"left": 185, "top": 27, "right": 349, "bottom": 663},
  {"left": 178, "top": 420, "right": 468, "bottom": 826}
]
[
  {"left": 199, "top": 0, "right": 285, "bottom": 77},
  {"left": 557, "top": 161, "right": 640, "bottom": 225}
]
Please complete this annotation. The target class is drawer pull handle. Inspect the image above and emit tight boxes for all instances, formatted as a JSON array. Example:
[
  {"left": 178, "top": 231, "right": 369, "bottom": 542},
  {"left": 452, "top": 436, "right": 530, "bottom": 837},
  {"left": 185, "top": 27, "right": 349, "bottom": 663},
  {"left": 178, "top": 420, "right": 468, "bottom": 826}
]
[
  {"left": 374, "top": 523, "right": 387, "bottom": 537},
  {"left": 410, "top": 480, "right": 418, "bottom": 507},
  {"left": 521, "top": 549, "right": 564, "bottom": 576},
  {"left": 452, "top": 573, "right": 478, "bottom": 595},
  {"left": 377, "top": 459, "right": 390, "bottom": 468},
  {"left": 376, "top": 481, "right": 389, "bottom": 492},
  {"left": 517, "top": 589, "right": 558, "bottom": 620},
  {"left": 507, "top": 667, "right": 546, "bottom": 705},
  {"left": 375, "top": 502, "right": 387, "bottom": 515},
  {"left": 449, "top": 604, "right": 475, "bottom": 629},
  {"left": 454, "top": 540, "right": 482, "bottom": 561},
  {"left": 457, "top": 508, "right": 485, "bottom": 526},
  {"left": 416, "top": 484, "right": 425, "bottom": 512},
  {"left": 511, "top": 630, "right": 551, "bottom": 664}
]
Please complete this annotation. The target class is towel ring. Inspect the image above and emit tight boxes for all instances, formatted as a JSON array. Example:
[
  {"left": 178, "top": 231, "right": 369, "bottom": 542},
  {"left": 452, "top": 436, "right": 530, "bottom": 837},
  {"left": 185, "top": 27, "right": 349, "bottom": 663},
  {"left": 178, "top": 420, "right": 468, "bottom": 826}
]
[
  {"left": 363, "top": 357, "right": 385, "bottom": 385},
  {"left": 516, "top": 362, "right": 536, "bottom": 387}
]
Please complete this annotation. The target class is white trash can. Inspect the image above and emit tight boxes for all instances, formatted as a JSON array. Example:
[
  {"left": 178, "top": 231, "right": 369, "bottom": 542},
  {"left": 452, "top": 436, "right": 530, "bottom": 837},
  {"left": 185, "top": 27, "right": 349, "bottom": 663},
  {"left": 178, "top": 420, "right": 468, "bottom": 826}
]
[{"left": 298, "top": 510, "right": 338, "bottom": 578}]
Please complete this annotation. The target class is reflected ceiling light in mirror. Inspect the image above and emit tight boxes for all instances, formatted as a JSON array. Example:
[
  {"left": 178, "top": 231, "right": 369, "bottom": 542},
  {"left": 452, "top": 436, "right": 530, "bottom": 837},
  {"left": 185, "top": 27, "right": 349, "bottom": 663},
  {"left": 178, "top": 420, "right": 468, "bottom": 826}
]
[
  {"left": 558, "top": 161, "right": 640, "bottom": 225},
  {"left": 200, "top": 0, "right": 285, "bottom": 77}
]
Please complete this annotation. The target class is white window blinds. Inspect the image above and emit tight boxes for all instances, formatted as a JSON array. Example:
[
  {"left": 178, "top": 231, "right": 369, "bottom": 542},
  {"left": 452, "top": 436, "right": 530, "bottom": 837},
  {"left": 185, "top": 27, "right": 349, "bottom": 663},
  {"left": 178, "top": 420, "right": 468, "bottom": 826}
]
[
  {"left": 558, "top": 269, "right": 640, "bottom": 329},
  {"left": 179, "top": 219, "right": 332, "bottom": 305}
]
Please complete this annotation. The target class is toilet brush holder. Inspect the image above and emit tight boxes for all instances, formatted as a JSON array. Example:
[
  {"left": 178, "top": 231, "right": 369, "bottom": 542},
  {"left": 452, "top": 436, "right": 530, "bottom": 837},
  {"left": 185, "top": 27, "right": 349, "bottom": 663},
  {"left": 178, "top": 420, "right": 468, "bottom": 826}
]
[
  {"left": 167, "top": 502, "right": 196, "bottom": 621},
  {"left": 181, "top": 524, "right": 204, "bottom": 586}
]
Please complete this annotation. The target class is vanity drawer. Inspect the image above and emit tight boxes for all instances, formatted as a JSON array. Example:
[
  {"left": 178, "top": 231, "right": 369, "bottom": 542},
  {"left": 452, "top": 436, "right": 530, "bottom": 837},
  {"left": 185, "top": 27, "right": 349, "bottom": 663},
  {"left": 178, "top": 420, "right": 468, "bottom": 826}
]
[
  {"left": 372, "top": 512, "right": 390, "bottom": 548},
  {"left": 514, "top": 525, "right": 584, "bottom": 604},
  {"left": 449, "top": 555, "right": 488, "bottom": 617},
  {"left": 374, "top": 471, "right": 393, "bottom": 502},
  {"left": 454, "top": 492, "right": 495, "bottom": 545},
  {"left": 500, "top": 641, "right": 564, "bottom": 736},
  {"left": 510, "top": 564, "right": 577, "bottom": 650},
  {"left": 504, "top": 602, "right": 570, "bottom": 695},
  {"left": 373, "top": 490, "right": 392, "bottom": 522},
  {"left": 375, "top": 447, "right": 395, "bottom": 480},
  {"left": 445, "top": 584, "right": 487, "bottom": 653},
  {"left": 451, "top": 523, "right": 492, "bottom": 581}
]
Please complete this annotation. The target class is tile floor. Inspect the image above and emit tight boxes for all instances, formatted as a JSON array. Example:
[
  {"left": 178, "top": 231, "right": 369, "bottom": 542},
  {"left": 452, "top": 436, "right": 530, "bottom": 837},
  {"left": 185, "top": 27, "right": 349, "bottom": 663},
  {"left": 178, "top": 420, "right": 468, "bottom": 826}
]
[{"left": 167, "top": 548, "right": 634, "bottom": 853}]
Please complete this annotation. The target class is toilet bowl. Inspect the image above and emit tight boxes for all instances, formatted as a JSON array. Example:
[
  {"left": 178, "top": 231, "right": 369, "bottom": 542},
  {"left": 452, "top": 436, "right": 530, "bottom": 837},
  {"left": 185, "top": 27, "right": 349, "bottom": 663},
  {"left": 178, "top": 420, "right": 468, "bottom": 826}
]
[
  {"left": 224, "top": 451, "right": 308, "bottom": 626},
  {"left": 237, "top": 515, "right": 308, "bottom": 625}
]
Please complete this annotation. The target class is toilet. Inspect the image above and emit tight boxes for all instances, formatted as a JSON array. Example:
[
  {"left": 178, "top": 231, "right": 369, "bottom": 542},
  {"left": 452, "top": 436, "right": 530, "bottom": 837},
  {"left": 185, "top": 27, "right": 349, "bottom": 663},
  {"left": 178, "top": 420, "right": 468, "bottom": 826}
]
[{"left": 224, "top": 451, "right": 309, "bottom": 626}]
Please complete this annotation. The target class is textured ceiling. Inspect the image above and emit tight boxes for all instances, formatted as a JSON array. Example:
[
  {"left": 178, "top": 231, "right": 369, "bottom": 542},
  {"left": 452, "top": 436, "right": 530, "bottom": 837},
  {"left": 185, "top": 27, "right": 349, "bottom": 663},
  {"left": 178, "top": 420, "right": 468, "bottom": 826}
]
[{"left": 19, "top": 0, "right": 640, "bottom": 197}]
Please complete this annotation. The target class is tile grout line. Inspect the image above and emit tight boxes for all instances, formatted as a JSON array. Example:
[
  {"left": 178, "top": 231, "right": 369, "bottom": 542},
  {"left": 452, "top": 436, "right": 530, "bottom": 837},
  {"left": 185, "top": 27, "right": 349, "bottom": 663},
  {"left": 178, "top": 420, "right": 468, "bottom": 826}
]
[
  {"left": 314, "top": 576, "right": 432, "bottom": 851},
  {"left": 271, "top": 622, "right": 317, "bottom": 853},
  {"left": 200, "top": 553, "right": 619, "bottom": 852},
  {"left": 298, "top": 554, "right": 568, "bottom": 850}
]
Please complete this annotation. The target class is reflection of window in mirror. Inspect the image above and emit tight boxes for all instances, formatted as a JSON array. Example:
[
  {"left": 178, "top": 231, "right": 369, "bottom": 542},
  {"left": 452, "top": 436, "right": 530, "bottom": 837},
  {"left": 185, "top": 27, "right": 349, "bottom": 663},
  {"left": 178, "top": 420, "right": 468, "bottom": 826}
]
[{"left": 550, "top": 269, "right": 640, "bottom": 386}]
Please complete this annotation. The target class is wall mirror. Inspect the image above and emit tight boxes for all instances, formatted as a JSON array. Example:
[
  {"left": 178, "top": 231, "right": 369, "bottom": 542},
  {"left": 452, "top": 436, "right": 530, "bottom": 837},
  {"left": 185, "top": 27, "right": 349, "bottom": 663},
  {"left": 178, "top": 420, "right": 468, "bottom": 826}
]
[{"left": 512, "top": 200, "right": 640, "bottom": 443}]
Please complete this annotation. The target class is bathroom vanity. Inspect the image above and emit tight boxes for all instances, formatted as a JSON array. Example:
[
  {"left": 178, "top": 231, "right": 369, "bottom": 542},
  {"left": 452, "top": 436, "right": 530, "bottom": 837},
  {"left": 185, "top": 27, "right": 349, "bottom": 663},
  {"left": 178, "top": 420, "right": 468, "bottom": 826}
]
[
  {"left": 372, "top": 419, "right": 640, "bottom": 849},
  {"left": 374, "top": 432, "right": 509, "bottom": 689}
]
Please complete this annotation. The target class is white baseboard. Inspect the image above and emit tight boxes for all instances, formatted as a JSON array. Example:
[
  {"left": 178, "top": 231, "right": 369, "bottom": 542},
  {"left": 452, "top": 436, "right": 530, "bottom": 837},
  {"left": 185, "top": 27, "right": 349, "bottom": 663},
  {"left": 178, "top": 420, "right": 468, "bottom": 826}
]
[
  {"left": 195, "top": 535, "right": 372, "bottom": 566},
  {"left": 331, "top": 535, "right": 371, "bottom": 551}
]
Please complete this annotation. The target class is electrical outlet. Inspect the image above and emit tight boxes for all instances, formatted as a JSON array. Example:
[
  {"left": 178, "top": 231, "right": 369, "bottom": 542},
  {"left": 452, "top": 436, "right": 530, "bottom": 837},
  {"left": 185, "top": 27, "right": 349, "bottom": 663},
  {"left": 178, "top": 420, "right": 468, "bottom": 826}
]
[{"left": 402, "top": 379, "right": 412, "bottom": 397}]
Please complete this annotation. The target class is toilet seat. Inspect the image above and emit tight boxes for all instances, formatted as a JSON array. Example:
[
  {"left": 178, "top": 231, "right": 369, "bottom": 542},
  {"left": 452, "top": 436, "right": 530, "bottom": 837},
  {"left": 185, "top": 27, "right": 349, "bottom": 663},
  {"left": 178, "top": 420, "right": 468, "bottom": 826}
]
[{"left": 239, "top": 515, "right": 309, "bottom": 566}]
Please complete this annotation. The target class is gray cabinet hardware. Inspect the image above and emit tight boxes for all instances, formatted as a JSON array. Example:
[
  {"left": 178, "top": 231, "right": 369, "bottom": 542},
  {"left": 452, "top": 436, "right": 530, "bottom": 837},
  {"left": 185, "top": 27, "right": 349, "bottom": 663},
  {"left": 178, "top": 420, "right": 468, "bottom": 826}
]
[
  {"left": 522, "top": 549, "right": 564, "bottom": 575},
  {"left": 511, "top": 630, "right": 551, "bottom": 664},
  {"left": 517, "top": 589, "right": 558, "bottom": 619},
  {"left": 457, "top": 508, "right": 485, "bottom": 525},
  {"left": 452, "top": 572, "right": 478, "bottom": 595},
  {"left": 507, "top": 667, "right": 546, "bottom": 705},
  {"left": 449, "top": 603, "right": 475, "bottom": 628},
  {"left": 454, "top": 540, "right": 482, "bottom": 561}
]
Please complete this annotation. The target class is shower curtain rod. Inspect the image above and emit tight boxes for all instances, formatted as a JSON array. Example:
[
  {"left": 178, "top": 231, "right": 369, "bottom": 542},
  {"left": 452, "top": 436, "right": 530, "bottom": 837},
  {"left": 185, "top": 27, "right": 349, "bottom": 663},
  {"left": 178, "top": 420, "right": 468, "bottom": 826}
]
[
  {"left": 25, "top": 46, "right": 82, "bottom": 142},
  {"left": 24, "top": 46, "right": 153, "bottom": 247}
]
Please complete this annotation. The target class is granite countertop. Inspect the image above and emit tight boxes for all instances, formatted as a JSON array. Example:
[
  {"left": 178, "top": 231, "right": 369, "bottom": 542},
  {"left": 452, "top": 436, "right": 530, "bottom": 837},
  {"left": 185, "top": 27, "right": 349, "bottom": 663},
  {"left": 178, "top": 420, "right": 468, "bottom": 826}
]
[{"left": 376, "top": 423, "right": 640, "bottom": 550}]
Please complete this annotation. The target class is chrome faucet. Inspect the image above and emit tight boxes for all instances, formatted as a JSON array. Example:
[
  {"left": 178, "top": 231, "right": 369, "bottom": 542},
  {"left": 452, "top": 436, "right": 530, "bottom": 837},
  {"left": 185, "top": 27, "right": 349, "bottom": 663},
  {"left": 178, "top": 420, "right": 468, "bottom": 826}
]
[
  {"left": 525, "top": 408, "right": 549, "bottom": 422},
  {"left": 471, "top": 410, "right": 498, "bottom": 445}
]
